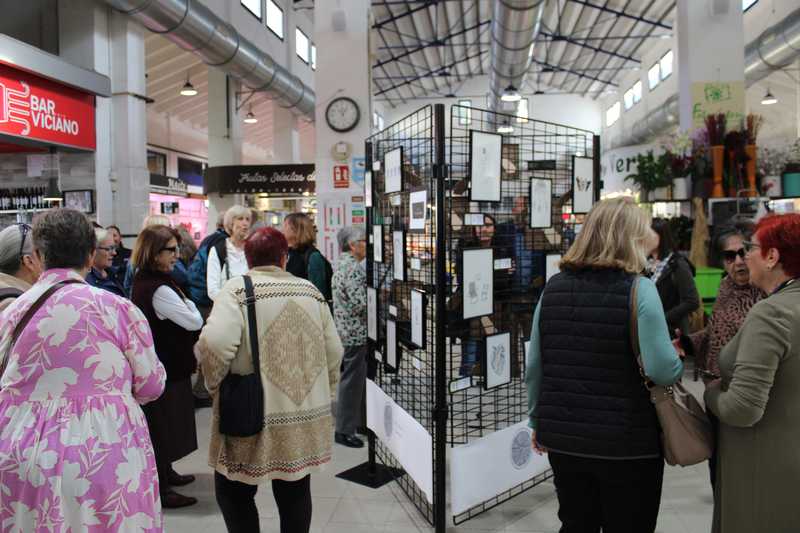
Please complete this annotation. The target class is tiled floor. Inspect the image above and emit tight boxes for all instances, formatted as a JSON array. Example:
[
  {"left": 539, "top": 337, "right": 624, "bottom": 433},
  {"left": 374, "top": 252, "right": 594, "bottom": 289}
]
[{"left": 166, "top": 400, "right": 714, "bottom": 532}]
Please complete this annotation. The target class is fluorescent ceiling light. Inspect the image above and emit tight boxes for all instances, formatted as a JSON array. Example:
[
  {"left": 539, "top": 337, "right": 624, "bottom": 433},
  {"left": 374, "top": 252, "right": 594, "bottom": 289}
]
[
  {"left": 500, "top": 85, "right": 521, "bottom": 102},
  {"left": 761, "top": 89, "right": 777, "bottom": 105},
  {"left": 244, "top": 111, "right": 258, "bottom": 124}
]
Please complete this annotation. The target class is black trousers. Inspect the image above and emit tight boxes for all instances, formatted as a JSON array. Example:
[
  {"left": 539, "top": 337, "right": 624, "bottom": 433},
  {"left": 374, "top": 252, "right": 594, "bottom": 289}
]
[
  {"left": 549, "top": 452, "right": 664, "bottom": 533},
  {"left": 215, "top": 472, "right": 312, "bottom": 533}
]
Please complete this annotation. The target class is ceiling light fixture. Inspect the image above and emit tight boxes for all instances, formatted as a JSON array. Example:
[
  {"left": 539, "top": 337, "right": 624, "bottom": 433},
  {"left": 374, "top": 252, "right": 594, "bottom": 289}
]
[
  {"left": 180, "top": 72, "right": 198, "bottom": 96},
  {"left": 761, "top": 88, "right": 777, "bottom": 105},
  {"left": 500, "top": 85, "right": 521, "bottom": 103},
  {"left": 244, "top": 107, "right": 258, "bottom": 124},
  {"left": 497, "top": 121, "right": 514, "bottom": 134}
]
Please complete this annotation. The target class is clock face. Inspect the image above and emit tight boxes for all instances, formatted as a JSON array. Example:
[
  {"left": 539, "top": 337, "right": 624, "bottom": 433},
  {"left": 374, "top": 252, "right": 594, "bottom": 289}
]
[{"left": 326, "top": 97, "right": 360, "bottom": 133}]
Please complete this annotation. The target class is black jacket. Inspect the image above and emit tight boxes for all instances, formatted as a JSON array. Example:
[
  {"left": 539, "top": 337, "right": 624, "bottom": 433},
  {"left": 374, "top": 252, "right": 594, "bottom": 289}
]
[{"left": 652, "top": 254, "right": 700, "bottom": 336}]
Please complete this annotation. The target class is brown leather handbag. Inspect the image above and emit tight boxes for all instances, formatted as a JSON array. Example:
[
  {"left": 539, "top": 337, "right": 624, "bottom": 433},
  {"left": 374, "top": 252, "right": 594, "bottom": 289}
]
[{"left": 630, "top": 277, "right": 714, "bottom": 467}]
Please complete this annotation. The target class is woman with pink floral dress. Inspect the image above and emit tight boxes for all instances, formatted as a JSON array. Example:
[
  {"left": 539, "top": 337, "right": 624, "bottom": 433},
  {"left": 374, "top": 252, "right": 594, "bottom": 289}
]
[{"left": 0, "top": 209, "right": 166, "bottom": 532}]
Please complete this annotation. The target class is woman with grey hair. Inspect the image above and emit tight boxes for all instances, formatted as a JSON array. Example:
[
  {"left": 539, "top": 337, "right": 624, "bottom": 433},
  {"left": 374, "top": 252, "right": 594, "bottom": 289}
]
[
  {"left": 0, "top": 223, "right": 43, "bottom": 311},
  {"left": 331, "top": 226, "right": 368, "bottom": 448},
  {"left": 86, "top": 227, "right": 126, "bottom": 297}
]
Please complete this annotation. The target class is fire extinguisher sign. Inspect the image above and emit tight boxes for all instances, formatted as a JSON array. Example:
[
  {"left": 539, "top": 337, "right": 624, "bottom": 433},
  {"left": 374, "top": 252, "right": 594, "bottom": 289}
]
[{"left": 334, "top": 165, "right": 350, "bottom": 189}]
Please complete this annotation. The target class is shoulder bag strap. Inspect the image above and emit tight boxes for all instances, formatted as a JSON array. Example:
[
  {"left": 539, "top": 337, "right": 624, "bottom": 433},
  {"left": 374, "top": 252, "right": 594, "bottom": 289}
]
[
  {"left": 242, "top": 276, "right": 262, "bottom": 387},
  {"left": 0, "top": 279, "right": 83, "bottom": 387},
  {"left": 629, "top": 275, "right": 650, "bottom": 384}
]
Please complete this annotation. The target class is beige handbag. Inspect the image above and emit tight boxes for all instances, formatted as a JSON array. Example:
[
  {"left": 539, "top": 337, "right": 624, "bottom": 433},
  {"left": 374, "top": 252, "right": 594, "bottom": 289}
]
[{"left": 630, "top": 277, "right": 714, "bottom": 467}]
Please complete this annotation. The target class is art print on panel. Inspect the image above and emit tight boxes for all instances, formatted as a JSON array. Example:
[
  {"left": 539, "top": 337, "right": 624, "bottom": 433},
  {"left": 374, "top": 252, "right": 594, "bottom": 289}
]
[
  {"left": 367, "top": 287, "right": 378, "bottom": 341},
  {"left": 545, "top": 254, "right": 561, "bottom": 282},
  {"left": 572, "top": 155, "right": 595, "bottom": 214},
  {"left": 484, "top": 332, "right": 512, "bottom": 389},
  {"left": 385, "top": 147, "right": 403, "bottom": 193},
  {"left": 530, "top": 178, "right": 552, "bottom": 229},
  {"left": 469, "top": 131, "right": 502, "bottom": 202},
  {"left": 393, "top": 231, "right": 406, "bottom": 281},
  {"left": 462, "top": 248, "right": 494, "bottom": 319},
  {"left": 386, "top": 318, "right": 399, "bottom": 372},
  {"left": 410, "top": 289, "right": 426, "bottom": 349},
  {"left": 365, "top": 170, "right": 373, "bottom": 208},
  {"left": 409, "top": 189, "right": 427, "bottom": 232},
  {"left": 373, "top": 224, "right": 383, "bottom": 263}
]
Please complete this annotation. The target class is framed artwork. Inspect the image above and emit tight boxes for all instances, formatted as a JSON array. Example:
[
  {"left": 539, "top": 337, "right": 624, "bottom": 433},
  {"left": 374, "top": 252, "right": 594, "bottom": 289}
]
[
  {"left": 409, "top": 189, "right": 427, "bottom": 232},
  {"left": 410, "top": 289, "right": 426, "bottom": 349},
  {"left": 530, "top": 178, "right": 552, "bottom": 229},
  {"left": 365, "top": 170, "right": 373, "bottom": 208},
  {"left": 545, "top": 253, "right": 561, "bottom": 282},
  {"left": 462, "top": 248, "right": 494, "bottom": 319},
  {"left": 572, "top": 155, "right": 595, "bottom": 214},
  {"left": 501, "top": 143, "right": 519, "bottom": 180},
  {"left": 484, "top": 332, "right": 512, "bottom": 389},
  {"left": 367, "top": 287, "right": 378, "bottom": 341},
  {"left": 524, "top": 339, "right": 531, "bottom": 376},
  {"left": 373, "top": 224, "right": 383, "bottom": 263},
  {"left": 63, "top": 190, "right": 94, "bottom": 214},
  {"left": 386, "top": 317, "right": 399, "bottom": 372},
  {"left": 393, "top": 230, "right": 406, "bottom": 281},
  {"left": 469, "top": 130, "right": 502, "bottom": 202},
  {"left": 385, "top": 146, "right": 403, "bottom": 193}
]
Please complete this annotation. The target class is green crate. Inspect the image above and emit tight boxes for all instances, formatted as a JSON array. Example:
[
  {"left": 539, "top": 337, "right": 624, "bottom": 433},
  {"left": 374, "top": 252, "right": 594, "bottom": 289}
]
[{"left": 695, "top": 267, "right": 724, "bottom": 300}]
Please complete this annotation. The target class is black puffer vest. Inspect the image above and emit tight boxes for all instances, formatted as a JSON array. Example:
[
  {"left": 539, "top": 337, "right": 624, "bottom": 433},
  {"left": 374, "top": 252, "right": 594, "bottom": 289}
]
[{"left": 536, "top": 269, "right": 661, "bottom": 459}]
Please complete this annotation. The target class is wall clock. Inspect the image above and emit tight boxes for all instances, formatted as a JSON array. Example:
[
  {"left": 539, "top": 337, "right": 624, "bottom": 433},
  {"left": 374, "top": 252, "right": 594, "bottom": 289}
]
[{"left": 325, "top": 96, "right": 360, "bottom": 133}]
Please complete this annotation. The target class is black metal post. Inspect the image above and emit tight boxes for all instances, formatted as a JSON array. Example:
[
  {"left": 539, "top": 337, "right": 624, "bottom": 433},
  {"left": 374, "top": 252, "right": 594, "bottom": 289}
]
[{"left": 593, "top": 135, "right": 602, "bottom": 203}]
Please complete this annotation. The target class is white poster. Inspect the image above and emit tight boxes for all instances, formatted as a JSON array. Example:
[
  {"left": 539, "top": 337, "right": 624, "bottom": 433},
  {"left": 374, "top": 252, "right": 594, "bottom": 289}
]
[
  {"left": 469, "top": 131, "right": 502, "bottom": 202},
  {"left": 367, "top": 380, "right": 433, "bottom": 503},
  {"left": 411, "top": 289, "right": 425, "bottom": 349},
  {"left": 409, "top": 189, "right": 427, "bottom": 231},
  {"left": 385, "top": 147, "right": 403, "bottom": 193},
  {"left": 524, "top": 340, "right": 531, "bottom": 376},
  {"left": 485, "top": 332, "right": 511, "bottom": 389},
  {"left": 572, "top": 156, "right": 595, "bottom": 215},
  {"left": 386, "top": 318, "right": 398, "bottom": 370},
  {"left": 450, "top": 421, "right": 550, "bottom": 516},
  {"left": 365, "top": 171, "right": 373, "bottom": 208},
  {"left": 373, "top": 224, "right": 383, "bottom": 263},
  {"left": 367, "top": 287, "right": 378, "bottom": 341},
  {"left": 462, "top": 248, "right": 493, "bottom": 319},
  {"left": 545, "top": 254, "right": 561, "bottom": 282},
  {"left": 530, "top": 178, "right": 552, "bottom": 229},
  {"left": 393, "top": 231, "right": 405, "bottom": 281}
]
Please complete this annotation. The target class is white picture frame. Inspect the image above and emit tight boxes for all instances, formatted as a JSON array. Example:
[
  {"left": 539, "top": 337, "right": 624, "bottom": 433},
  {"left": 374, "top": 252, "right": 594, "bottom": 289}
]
[
  {"left": 546, "top": 253, "right": 561, "bottom": 282},
  {"left": 385, "top": 147, "right": 403, "bottom": 193},
  {"left": 409, "top": 189, "right": 427, "bottom": 232},
  {"left": 524, "top": 339, "right": 531, "bottom": 376},
  {"left": 530, "top": 178, "right": 552, "bottom": 229},
  {"left": 393, "top": 231, "right": 406, "bottom": 281},
  {"left": 373, "top": 224, "right": 383, "bottom": 263},
  {"left": 484, "top": 332, "right": 512, "bottom": 389},
  {"left": 572, "top": 155, "right": 595, "bottom": 215},
  {"left": 469, "top": 130, "right": 502, "bottom": 202},
  {"left": 386, "top": 318, "right": 398, "bottom": 372},
  {"left": 411, "top": 289, "right": 426, "bottom": 349},
  {"left": 365, "top": 170, "right": 373, "bottom": 208},
  {"left": 462, "top": 248, "right": 494, "bottom": 319},
  {"left": 367, "top": 287, "right": 378, "bottom": 341}
]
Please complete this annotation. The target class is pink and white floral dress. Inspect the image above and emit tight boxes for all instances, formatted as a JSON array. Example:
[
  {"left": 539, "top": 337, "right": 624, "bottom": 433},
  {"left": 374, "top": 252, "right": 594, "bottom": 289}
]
[{"left": 0, "top": 269, "right": 167, "bottom": 532}]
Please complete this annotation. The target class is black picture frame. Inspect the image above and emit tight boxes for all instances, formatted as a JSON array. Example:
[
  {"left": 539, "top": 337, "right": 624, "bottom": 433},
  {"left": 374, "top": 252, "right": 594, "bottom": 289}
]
[
  {"left": 529, "top": 178, "right": 553, "bottom": 229},
  {"left": 483, "top": 331, "right": 512, "bottom": 390},
  {"left": 367, "top": 286, "right": 379, "bottom": 342},
  {"left": 385, "top": 317, "right": 400, "bottom": 373},
  {"left": 572, "top": 155, "right": 595, "bottom": 215},
  {"left": 62, "top": 189, "right": 94, "bottom": 214},
  {"left": 462, "top": 247, "right": 494, "bottom": 320},
  {"left": 384, "top": 146, "right": 404, "bottom": 193},
  {"left": 392, "top": 230, "right": 406, "bottom": 282},
  {"left": 410, "top": 288, "right": 427, "bottom": 350},
  {"left": 468, "top": 130, "right": 503, "bottom": 203},
  {"left": 373, "top": 224, "right": 383, "bottom": 263}
]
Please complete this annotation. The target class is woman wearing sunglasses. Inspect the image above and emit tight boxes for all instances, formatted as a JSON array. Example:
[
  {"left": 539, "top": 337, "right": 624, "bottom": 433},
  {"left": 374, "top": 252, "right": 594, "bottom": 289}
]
[
  {"left": 678, "top": 220, "right": 765, "bottom": 489},
  {"left": 0, "top": 223, "right": 43, "bottom": 311},
  {"left": 705, "top": 213, "right": 800, "bottom": 533},
  {"left": 86, "top": 227, "right": 126, "bottom": 297}
]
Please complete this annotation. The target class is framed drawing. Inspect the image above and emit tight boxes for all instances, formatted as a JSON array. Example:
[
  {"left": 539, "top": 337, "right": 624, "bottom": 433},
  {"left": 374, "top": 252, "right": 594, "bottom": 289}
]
[
  {"left": 530, "top": 178, "right": 552, "bottom": 229},
  {"left": 469, "top": 130, "right": 502, "bottom": 202},
  {"left": 365, "top": 170, "right": 373, "bottom": 208},
  {"left": 572, "top": 155, "right": 595, "bottom": 214},
  {"left": 386, "top": 318, "right": 399, "bottom": 372},
  {"left": 523, "top": 339, "right": 531, "bottom": 376},
  {"left": 367, "top": 287, "right": 378, "bottom": 341},
  {"left": 63, "top": 190, "right": 94, "bottom": 214},
  {"left": 501, "top": 143, "right": 519, "bottom": 180},
  {"left": 462, "top": 248, "right": 494, "bottom": 319},
  {"left": 373, "top": 224, "right": 383, "bottom": 263},
  {"left": 410, "top": 289, "right": 426, "bottom": 349},
  {"left": 409, "top": 189, "right": 427, "bottom": 232},
  {"left": 545, "top": 253, "right": 561, "bottom": 282},
  {"left": 393, "top": 230, "right": 406, "bottom": 281},
  {"left": 385, "top": 146, "right": 403, "bottom": 193},
  {"left": 484, "top": 332, "right": 511, "bottom": 389}
]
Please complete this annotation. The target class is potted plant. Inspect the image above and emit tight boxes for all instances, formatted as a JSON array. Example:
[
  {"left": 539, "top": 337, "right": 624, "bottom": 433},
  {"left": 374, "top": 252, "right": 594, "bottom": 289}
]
[
  {"left": 690, "top": 128, "right": 712, "bottom": 198},
  {"left": 784, "top": 138, "right": 800, "bottom": 198},
  {"left": 662, "top": 131, "right": 692, "bottom": 200},
  {"left": 724, "top": 130, "right": 747, "bottom": 197},
  {"left": 626, "top": 151, "right": 669, "bottom": 201},
  {"left": 705, "top": 114, "right": 727, "bottom": 197},
  {"left": 757, "top": 146, "right": 787, "bottom": 197},
  {"left": 744, "top": 114, "right": 763, "bottom": 197}
]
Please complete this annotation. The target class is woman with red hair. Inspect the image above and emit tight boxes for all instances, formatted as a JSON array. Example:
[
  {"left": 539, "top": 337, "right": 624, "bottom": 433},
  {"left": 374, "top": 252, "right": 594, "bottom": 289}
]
[{"left": 705, "top": 213, "right": 800, "bottom": 533}]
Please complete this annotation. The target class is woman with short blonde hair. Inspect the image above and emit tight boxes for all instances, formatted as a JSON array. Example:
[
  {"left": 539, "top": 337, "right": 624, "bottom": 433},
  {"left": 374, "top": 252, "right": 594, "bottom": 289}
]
[{"left": 526, "top": 197, "right": 683, "bottom": 532}]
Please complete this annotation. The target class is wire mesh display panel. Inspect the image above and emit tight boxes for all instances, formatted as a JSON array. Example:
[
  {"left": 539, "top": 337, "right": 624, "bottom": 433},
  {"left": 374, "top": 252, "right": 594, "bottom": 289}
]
[{"left": 447, "top": 105, "right": 597, "bottom": 524}]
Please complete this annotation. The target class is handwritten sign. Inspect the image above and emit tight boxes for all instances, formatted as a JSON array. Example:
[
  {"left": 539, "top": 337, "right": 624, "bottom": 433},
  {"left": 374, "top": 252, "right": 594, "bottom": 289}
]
[{"left": 691, "top": 81, "right": 745, "bottom": 130}]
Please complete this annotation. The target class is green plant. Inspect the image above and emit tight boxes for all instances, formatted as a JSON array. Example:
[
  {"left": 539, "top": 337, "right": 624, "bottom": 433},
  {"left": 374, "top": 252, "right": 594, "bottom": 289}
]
[{"left": 625, "top": 151, "right": 671, "bottom": 192}]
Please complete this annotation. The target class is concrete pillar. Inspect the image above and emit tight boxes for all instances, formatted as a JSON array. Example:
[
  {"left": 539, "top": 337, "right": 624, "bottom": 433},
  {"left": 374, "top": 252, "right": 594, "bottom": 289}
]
[
  {"left": 206, "top": 67, "right": 244, "bottom": 234},
  {"left": 314, "top": 0, "right": 372, "bottom": 261},
  {"left": 677, "top": 0, "right": 745, "bottom": 133},
  {"left": 272, "top": 105, "right": 300, "bottom": 163}
]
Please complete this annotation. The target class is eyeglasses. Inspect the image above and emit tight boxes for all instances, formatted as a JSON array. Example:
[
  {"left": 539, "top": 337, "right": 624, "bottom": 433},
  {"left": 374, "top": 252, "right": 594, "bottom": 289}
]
[
  {"left": 97, "top": 245, "right": 117, "bottom": 253},
  {"left": 743, "top": 241, "right": 761, "bottom": 254},
  {"left": 160, "top": 246, "right": 179, "bottom": 254},
  {"left": 721, "top": 248, "right": 746, "bottom": 262},
  {"left": 17, "top": 223, "right": 31, "bottom": 261}
]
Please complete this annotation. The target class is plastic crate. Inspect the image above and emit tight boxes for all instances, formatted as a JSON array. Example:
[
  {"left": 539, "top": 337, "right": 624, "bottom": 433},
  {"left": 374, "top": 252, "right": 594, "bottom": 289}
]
[{"left": 695, "top": 267, "right": 724, "bottom": 300}]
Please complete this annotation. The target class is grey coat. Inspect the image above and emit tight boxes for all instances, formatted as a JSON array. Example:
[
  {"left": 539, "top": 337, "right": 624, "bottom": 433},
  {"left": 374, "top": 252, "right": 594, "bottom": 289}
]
[{"left": 705, "top": 281, "right": 800, "bottom": 533}]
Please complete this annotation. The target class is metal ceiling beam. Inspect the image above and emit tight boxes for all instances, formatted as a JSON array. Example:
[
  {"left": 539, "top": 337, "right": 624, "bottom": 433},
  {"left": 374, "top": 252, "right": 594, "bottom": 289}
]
[
  {"left": 540, "top": 31, "right": 640, "bottom": 63},
  {"left": 532, "top": 58, "right": 618, "bottom": 87},
  {"left": 385, "top": 1, "right": 431, "bottom": 98},
  {"left": 548, "top": 0, "right": 590, "bottom": 90},
  {"left": 373, "top": 20, "right": 489, "bottom": 68},
  {"left": 567, "top": 0, "right": 672, "bottom": 30},
  {"left": 375, "top": 49, "right": 487, "bottom": 95},
  {"left": 373, "top": 1, "right": 436, "bottom": 29},
  {"left": 538, "top": 33, "right": 671, "bottom": 42}
]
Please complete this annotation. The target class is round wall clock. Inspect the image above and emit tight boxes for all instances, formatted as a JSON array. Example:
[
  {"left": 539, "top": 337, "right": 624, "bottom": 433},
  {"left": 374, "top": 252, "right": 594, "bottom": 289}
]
[{"left": 325, "top": 96, "right": 360, "bottom": 133}]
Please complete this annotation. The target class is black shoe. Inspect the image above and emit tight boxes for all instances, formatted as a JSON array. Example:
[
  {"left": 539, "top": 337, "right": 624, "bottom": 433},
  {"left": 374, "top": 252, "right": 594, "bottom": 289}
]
[
  {"left": 161, "top": 491, "right": 198, "bottom": 509},
  {"left": 168, "top": 469, "right": 196, "bottom": 487},
  {"left": 335, "top": 433, "right": 365, "bottom": 448},
  {"left": 194, "top": 396, "right": 213, "bottom": 409}
]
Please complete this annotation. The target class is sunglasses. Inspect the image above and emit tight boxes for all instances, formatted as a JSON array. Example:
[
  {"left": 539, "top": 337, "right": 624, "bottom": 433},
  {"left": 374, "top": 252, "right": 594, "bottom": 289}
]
[
  {"left": 721, "top": 248, "right": 745, "bottom": 262},
  {"left": 17, "top": 223, "right": 31, "bottom": 261},
  {"left": 742, "top": 241, "right": 761, "bottom": 254}
]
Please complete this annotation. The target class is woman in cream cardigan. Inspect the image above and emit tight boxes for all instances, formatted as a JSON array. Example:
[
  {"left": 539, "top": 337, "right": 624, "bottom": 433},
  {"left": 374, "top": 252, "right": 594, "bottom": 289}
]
[{"left": 197, "top": 227, "right": 343, "bottom": 533}]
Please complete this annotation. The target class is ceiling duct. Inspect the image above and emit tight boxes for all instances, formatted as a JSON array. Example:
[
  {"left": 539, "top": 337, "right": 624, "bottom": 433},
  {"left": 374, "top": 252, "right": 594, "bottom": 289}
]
[
  {"left": 488, "top": 0, "right": 546, "bottom": 115},
  {"left": 608, "top": 6, "right": 800, "bottom": 149},
  {"left": 102, "top": 0, "right": 315, "bottom": 119}
]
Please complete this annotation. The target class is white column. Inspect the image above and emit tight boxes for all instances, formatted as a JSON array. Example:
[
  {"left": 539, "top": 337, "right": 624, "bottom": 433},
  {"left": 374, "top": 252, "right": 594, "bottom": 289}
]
[
  {"left": 206, "top": 67, "right": 244, "bottom": 234},
  {"left": 272, "top": 105, "right": 300, "bottom": 163}
]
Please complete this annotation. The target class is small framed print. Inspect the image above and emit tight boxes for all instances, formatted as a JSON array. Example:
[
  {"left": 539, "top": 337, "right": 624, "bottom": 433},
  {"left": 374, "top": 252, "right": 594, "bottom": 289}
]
[
  {"left": 524, "top": 339, "right": 531, "bottom": 376},
  {"left": 530, "top": 178, "right": 552, "bottom": 229},
  {"left": 386, "top": 318, "right": 399, "bottom": 372},
  {"left": 367, "top": 287, "right": 378, "bottom": 341},
  {"left": 409, "top": 189, "right": 427, "bottom": 232},
  {"left": 410, "top": 289, "right": 426, "bottom": 349},
  {"left": 545, "top": 253, "right": 561, "bottom": 282},
  {"left": 572, "top": 155, "right": 595, "bottom": 215},
  {"left": 462, "top": 248, "right": 494, "bottom": 319},
  {"left": 63, "top": 189, "right": 95, "bottom": 214},
  {"left": 469, "top": 130, "right": 502, "bottom": 203},
  {"left": 385, "top": 146, "right": 403, "bottom": 193},
  {"left": 393, "top": 230, "right": 406, "bottom": 281},
  {"left": 484, "top": 332, "right": 512, "bottom": 389},
  {"left": 365, "top": 171, "right": 373, "bottom": 208},
  {"left": 373, "top": 224, "right": 383, "bottom": 263}
]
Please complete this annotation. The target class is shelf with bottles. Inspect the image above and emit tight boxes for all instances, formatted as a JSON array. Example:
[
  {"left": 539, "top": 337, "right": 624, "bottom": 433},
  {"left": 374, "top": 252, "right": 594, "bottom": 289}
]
[{"left": 0, "top": 187, "right": 49, "bottom": 211}]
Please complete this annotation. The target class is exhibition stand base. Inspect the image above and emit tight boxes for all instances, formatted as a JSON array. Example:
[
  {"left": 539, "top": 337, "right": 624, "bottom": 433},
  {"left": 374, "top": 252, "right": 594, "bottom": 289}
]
[{"left": 336, "top": 462, "right": 404, "bottom": 489}]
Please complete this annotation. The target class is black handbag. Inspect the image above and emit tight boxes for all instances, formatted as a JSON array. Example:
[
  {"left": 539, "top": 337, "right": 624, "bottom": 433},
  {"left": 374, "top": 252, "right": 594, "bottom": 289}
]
[{"left": 218, "top": 275, "right": 265, "bottom": 437}]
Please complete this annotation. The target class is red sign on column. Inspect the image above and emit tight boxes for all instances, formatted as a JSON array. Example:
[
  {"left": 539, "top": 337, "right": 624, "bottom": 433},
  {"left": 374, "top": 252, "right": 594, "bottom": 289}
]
[
  {"left": 0, "top": 63, "right": 96, "bottom": 151},
  {"left": 333, "top": 165, "right": 350, "bottom": 189}
]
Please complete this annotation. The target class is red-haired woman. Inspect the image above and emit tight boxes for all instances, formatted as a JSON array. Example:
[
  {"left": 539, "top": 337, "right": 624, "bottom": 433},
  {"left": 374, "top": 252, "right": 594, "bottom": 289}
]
[{"left": 705, "top": 213, "right": 800, "bottom": 533}]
